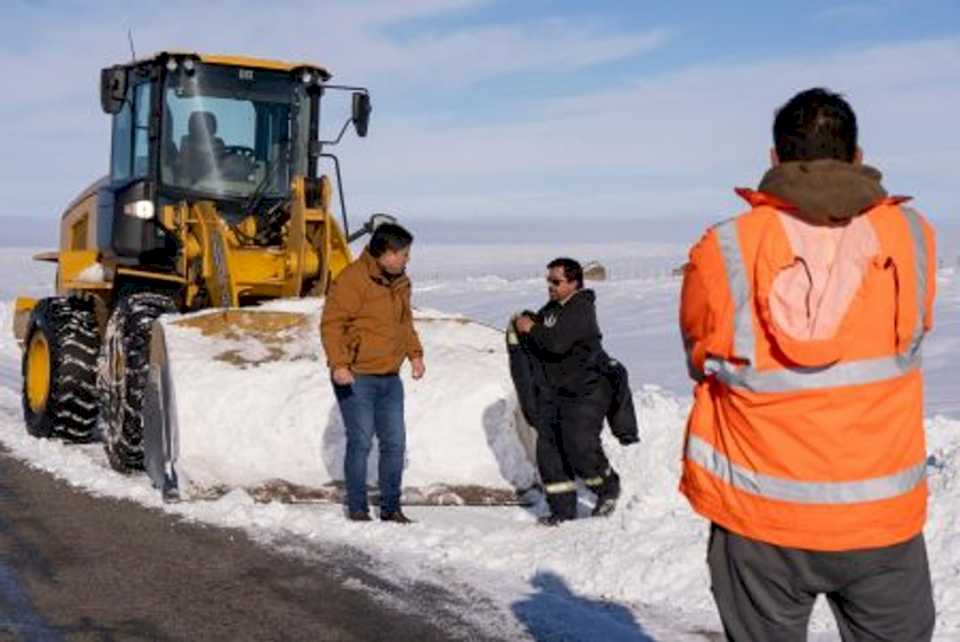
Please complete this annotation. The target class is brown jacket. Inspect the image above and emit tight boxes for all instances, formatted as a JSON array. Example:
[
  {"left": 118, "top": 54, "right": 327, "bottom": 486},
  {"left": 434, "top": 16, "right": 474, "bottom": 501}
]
[{"left": 321, "top": 249, "right": 423, "bottom": 374}]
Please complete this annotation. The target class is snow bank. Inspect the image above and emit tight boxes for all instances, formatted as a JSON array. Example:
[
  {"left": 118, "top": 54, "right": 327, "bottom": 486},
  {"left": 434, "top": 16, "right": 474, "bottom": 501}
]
[
  {"left": 158, "top": 299, "right": 539, "bottom": 501},
  {"left": 924, "top": 414, "right": 960, "bottom": 635}
]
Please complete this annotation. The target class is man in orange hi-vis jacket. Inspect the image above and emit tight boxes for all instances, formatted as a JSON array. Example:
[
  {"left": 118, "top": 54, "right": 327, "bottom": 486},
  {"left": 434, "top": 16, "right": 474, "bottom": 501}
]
[{"left": 679, "top": 88, "right": 937, "bottom": 641}]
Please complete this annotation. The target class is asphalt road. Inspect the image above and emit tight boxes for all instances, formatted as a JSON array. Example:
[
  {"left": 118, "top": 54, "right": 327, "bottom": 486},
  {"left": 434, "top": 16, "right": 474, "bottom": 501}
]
[{"left": 0, "top": 448, "right": 504, "bottom": 642}]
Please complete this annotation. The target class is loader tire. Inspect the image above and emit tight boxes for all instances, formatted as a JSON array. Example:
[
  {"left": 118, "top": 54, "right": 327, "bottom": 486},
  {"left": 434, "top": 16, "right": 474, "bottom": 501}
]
[
  {"left": 22, "top": 297, "right": 101, "bottom": 441},
  {"left": 98, "top": 293, "right": 177, "bottom": 473}
]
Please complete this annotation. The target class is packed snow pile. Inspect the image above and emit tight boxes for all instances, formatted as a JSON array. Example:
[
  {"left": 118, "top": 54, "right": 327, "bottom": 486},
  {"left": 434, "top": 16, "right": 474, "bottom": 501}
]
[{"left": 156, "top": 298, "right": 539, "bottom": 503}]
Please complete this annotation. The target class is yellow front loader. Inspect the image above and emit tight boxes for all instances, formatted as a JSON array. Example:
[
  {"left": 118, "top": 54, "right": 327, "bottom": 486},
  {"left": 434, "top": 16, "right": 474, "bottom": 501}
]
[{"left": 13, "top": 52, "right": 384, "bottom": 487}]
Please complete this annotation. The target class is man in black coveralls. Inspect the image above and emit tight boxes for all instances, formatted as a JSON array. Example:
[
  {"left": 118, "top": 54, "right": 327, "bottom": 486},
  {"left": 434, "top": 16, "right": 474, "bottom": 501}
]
[{"left": 515, "top": 257, "right": 636, "bottom": 525}]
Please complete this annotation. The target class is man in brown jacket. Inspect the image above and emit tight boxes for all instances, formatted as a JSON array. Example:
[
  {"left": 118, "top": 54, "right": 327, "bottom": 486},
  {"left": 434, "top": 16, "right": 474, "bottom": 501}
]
[{"left": 321, "top": 223, "right": 424, "bottom": 524}]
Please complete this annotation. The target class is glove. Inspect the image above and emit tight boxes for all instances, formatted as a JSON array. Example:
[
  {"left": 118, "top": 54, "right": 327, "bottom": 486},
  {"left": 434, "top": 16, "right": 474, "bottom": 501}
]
[
  {"left": 618, "top": 435, "right": 640, "bottom": 446},
  {"left": 506, "top": 323, "right": 519, "bottom": 346}
]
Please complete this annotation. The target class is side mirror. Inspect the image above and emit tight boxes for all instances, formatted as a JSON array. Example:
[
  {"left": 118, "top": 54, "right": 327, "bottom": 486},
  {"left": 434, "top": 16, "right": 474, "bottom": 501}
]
[
  {"left": 368, "top": 212, "right": 396, "bottom": 231},
  {"left": 351, "top": 92, "right": 372, "bottom": 138},
  {"left": 347, "top": 212, "right": 397, "bottom": 243},
  {"left": 100, "top": 66, "right": 128, "bottom": 114}
]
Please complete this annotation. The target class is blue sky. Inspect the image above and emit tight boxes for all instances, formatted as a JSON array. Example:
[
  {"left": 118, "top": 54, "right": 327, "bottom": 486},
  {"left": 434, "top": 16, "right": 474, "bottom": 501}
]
[{"left": 0, "top": 0, "right": 957, "bottom": 236}]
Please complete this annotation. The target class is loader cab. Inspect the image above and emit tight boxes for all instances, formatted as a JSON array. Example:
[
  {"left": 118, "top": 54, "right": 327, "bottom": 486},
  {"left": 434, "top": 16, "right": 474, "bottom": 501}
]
[
  {"left": 157, "top": 58, "right": 310, "bottom": 203},
  {"left": 96, "top": 53, "right": 358, "bottom": 266}
]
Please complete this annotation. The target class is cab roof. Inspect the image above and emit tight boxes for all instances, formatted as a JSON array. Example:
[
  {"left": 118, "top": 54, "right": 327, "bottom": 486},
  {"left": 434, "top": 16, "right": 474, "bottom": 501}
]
[{"left": 125, "top": 51, "right": 332, "bottom": 81}]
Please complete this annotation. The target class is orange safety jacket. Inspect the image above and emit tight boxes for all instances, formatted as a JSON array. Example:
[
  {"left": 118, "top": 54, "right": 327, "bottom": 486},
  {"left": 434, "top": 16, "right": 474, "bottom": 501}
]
[{"left": 679, "top": 191, "right": 937, "bottom": 551}]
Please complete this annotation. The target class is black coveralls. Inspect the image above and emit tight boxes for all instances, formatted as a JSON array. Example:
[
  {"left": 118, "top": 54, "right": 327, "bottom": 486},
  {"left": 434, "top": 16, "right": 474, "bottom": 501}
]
[{"left": 523, "top": 289, "right": 621, "bottom": 520}]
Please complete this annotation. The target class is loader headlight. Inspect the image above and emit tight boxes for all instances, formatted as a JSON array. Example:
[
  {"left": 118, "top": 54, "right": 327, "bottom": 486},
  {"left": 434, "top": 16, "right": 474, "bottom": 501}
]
[
  {"left": 123, "top": 200, "right": 155, "bottom": 220},
  {"left": 301, "top": 70, "right": 313, "bottom": 84},
  {"left": 166, "top": 58, "right": 178, "bottom": 72}
]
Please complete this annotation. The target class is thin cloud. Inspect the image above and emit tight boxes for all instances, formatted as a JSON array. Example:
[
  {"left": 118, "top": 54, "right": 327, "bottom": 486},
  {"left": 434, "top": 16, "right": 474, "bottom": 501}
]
[
  {"left": 0, "top": 5, "right": 954, "bottom": 227},
  {"left": 373, "top": 21, "right": 668, "bottom": 85},
  {"left": 334, "top": 38, "right": 958, "bottom": 220},
  {"left": 0, "top": 2, "right": 669, "bottom": 219},
  {"left": 340, "top": 37, "right": 959, "bottom": 178},
  {"left": 815, "top": 3, "right": 889, "bottom": 22}
]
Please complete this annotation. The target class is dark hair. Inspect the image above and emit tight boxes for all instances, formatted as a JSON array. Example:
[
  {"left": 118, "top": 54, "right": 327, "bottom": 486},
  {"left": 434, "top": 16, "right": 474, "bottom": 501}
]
[
  {"left": 773, "top": 88, "right": 858, "bottom": 162},
  {"left": 368, "top": 223, "right": 413, "bottom": 258},
  {"left": 547, "top": 257, "right": 583, "bottom": 288}
]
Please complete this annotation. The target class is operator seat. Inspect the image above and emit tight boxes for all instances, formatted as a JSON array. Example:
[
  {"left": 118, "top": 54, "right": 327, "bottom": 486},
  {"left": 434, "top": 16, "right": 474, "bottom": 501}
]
[{"left": 178, "top": 111, "right": 225, "bottom": 184}]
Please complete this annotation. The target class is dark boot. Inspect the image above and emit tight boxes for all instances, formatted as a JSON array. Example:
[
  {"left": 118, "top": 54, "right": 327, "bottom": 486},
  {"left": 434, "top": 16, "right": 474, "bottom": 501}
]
[
  {"left": 544, "top": 488, "right": 577, "bottom": 523},
  {"left": 380, "top": 509, "right": 415, "bottom": 524},
  {"left": 591, "top": 470, "right": 621, "bottom": 517},
  {"left": 538, "top": 513, "right": 571, "bottom": 527},
  {"left": 348, "top": 510, "right": 372, "bottom": 522}
]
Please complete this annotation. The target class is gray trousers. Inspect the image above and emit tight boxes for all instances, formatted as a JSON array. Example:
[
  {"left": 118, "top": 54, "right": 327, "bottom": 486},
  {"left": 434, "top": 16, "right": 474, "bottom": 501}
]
[{"left": 708, "top": 524, "right": 935, "bottom": 642}]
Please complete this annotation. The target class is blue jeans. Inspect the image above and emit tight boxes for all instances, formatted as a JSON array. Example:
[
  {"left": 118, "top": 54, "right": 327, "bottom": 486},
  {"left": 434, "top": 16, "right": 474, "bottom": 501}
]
[{"left": 333, "top": 374, "right": 406, "bottom": 514}]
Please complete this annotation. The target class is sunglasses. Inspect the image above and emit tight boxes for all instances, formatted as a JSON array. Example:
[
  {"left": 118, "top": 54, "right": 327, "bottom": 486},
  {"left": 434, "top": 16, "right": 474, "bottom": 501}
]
[{"left": 547, "top": 277, "right": 567, "bottom": 286}]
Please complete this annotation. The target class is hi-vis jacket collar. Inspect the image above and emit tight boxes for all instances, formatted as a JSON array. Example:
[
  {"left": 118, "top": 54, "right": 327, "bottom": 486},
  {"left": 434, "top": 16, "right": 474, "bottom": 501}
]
[{"left": 737, "top": 159, "right": 907, "bottom": 226}]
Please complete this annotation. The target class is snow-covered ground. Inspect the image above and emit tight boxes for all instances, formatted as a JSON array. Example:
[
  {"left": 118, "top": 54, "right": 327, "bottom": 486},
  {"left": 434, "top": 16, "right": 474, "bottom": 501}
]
[{"left": 1, "top": 243, "right": 959, "bottom": 641}]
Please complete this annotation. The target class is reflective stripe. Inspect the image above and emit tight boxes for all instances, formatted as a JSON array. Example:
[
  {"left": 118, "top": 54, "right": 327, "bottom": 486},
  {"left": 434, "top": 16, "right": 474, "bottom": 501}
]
[
  {"left": 686, "top": 435, "right": 926, "bottom": 504},
  {"left": 583, "top": 468, "right": 611, "bottom": 487},
  {"left": 714, "top": 220, "right": 755, "bottom": 363},
  {"left": 902, "top": 207, "right": 928, "bottom": 359},
  {"left": 544, "top": 481, "right": 576, "bottom": 494},
  {"left": 704, "top": 351, "right": 921, "bottom": 393}
]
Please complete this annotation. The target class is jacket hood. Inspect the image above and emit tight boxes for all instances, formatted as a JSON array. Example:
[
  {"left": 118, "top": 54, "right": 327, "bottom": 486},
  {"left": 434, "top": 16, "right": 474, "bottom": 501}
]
[
  {"left": 756, "top": 159, "right": 888, "bottom": 226},
  {"left": 564, "top": 289, "right": 596, "bottom": 306}
]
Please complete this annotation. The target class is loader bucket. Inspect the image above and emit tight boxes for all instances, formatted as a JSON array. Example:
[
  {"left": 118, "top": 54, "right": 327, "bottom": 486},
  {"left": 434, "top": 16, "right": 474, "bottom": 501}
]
[{"left": 143, "top": 300, "right": 539, "bottom": 505}]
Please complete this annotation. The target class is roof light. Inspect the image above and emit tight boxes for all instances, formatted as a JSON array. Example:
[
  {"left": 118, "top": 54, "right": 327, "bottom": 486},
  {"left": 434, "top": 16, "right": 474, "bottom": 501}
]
[
  {"left": 183, "top": 58, "right": 195, "bottom": 72},
  {"left": 301, "top": 70, "right": 313, "bottom": 84},
  {"left": 166, "top": 58, "right": 178, "bottom": 72}
]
